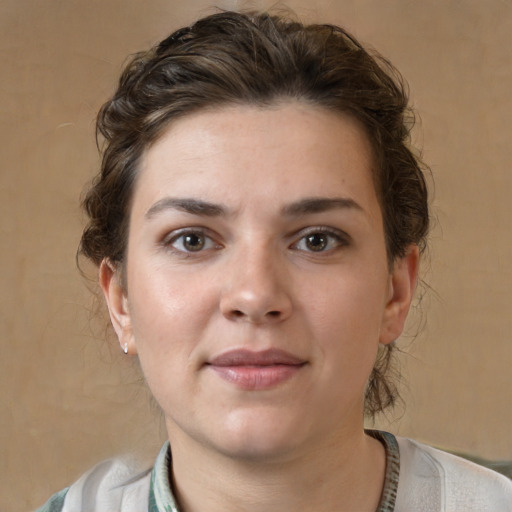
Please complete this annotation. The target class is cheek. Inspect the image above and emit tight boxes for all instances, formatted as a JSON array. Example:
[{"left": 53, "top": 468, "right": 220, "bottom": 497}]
[
  {"left": 125, "top": 271, "right": 216, "bottom": 414},
  {"left": 303, "top": 268, "right": 388, "bottom": 340},
  {"left": 301, "top": 267, "right": 388, "bottom": 381},
  {"left": 126, "top": 263, "right": 218, "bottom": 364}
]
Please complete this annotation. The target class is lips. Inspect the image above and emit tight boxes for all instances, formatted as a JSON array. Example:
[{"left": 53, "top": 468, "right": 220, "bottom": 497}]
[{"left": 206, "top": 349, "right": 306, "bottom": 390}]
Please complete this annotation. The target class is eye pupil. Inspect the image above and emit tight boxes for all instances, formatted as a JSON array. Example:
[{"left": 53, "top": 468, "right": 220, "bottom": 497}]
[
  {"left": 183, "top": 233, "right": 205, "bottom": 251},
  {"left": 306, "top": 233, "right": 327, "bottom": 251}
]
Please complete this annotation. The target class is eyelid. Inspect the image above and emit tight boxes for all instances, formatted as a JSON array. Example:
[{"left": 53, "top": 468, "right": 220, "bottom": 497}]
[
  {"left": 161, "top": 227, "right": 222, "bottom": 254},
  {"left": 290, "top": 226, "right": 351, "bottom": 252}
]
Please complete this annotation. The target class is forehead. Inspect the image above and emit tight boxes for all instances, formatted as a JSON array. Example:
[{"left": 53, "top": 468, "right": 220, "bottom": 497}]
[{"left": 135, "top": 102, "right": 379, "bottom": 219}]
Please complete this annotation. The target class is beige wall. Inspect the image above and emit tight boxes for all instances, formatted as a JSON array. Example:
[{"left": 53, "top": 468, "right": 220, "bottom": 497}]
[{"left": 1, "top": 1, "right": 511, "bottom": 510}]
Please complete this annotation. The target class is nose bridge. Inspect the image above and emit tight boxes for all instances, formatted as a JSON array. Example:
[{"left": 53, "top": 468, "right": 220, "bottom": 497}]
[{"left": 220, "top": 236, "right": 292, "bottom": 323}]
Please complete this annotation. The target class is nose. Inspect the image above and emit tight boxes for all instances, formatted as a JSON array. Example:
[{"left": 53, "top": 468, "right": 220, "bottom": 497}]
[{"left": 219, "top": 246, "right": 293, "bottom": 324}]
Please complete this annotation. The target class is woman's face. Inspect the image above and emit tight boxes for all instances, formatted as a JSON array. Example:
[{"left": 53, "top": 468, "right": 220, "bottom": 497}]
[{"left": 102, "top": 103, "right": 417, "bottom": 461}]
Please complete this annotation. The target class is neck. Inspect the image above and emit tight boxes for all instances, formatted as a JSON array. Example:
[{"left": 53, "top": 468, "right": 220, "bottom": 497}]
[{"left": 167, "top": 426, "right": 386, "bottom": 512}]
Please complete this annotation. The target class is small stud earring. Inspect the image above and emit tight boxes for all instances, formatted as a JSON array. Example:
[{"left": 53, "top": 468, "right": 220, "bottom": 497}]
[{"left": 123, "top": 343, "right": 129, "bottom": 354}]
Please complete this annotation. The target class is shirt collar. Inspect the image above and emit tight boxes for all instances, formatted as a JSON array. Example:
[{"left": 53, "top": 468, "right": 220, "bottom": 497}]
[
  {"left": 149, "top": 441, "right": 179, "bottom": 512},
  {"left": 149, "top": 431, "right": 400, "bottom": 512}
]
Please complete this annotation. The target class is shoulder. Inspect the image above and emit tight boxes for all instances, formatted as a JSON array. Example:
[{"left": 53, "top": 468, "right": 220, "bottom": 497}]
[
  {"left": 395, "top": 436, "right": 512, "bottom": 512},
  {"left": 35, "top": 455, "right": 152, "bottom": 512}
]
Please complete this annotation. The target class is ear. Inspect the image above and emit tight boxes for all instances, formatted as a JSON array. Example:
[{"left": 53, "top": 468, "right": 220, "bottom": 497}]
[
  {"left": 379, "top": 245, "right": 420, "bottom": 345},
  {"left": 99, "top": 259, "right": 137, "bottom": 355}
]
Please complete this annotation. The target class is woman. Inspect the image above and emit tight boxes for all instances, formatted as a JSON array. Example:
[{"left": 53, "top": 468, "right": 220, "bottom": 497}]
[{"left": 37, "top": 10, "right": 512, "bottom": 512}]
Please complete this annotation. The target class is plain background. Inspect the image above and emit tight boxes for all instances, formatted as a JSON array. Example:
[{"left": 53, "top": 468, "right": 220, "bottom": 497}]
[{"left": 1, "top": 0, "right": 511, "bottom": 510}]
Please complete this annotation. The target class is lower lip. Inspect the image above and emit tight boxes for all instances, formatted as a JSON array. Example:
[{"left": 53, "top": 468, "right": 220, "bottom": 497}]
[{"left": 209, "top": 364, "right": 303, "bottom": 390}]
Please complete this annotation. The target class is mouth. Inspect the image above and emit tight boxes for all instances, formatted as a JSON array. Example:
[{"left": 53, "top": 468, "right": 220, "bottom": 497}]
[{"left": 206, "top": 349, "right": 307, "bottom": 390}]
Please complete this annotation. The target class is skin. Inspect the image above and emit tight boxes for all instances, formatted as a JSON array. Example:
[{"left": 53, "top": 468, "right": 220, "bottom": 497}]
[{"left": 101, "top": 102, "right": 419, "bottom": 512}]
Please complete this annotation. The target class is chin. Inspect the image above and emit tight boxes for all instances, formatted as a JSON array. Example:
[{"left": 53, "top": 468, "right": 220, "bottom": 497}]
[
  {"left": 215, "top": 434, "right": 301, "bottom": 463},
  {"left": 207, "top": 408, "right": 309, "bottom": 462}
]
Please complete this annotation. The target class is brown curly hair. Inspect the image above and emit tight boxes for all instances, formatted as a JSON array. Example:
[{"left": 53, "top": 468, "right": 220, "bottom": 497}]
[{"left": 79, "top": 10, "right": 429, "bottom": 417}]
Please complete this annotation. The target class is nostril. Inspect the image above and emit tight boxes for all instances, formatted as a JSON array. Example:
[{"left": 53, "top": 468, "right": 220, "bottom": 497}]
[{"left": 228, "top": 309, "right": 281, "bottom": 320}]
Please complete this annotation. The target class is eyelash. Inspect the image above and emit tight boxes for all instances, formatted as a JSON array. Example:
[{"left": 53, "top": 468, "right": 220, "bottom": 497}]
[
  {"left": 290, "top": 227, "right": 350, "bottom": 253},
  {"left": 162, "top": 226, "right": 350, "bottom": 255},
  {"left": 163, "top": 228, "right": 221, "bottom": 256}
]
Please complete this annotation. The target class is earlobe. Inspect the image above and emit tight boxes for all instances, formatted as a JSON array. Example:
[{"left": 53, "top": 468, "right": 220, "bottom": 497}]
[
  {"left": 99, "top": 259, "right": 137, "bottom": 355},
  {"left": 379, "top": 245, "right": 420, "bottom": 345}
]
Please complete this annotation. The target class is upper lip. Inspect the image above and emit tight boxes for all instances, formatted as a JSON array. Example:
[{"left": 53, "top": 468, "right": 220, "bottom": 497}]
[{"left": 208, "top": 349, "right": 306, "bottom": 367}]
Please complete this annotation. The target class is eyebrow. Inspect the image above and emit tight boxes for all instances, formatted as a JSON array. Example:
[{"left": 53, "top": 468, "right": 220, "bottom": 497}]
[
  {"left": 282, "top": 197, "right": 363, "bottom": 216},
  {"left": 145, "top": 198, "right": 226, "bottom": 218},
  {"left": 145, "top": 196, "right": 363, "bottom": 219}
]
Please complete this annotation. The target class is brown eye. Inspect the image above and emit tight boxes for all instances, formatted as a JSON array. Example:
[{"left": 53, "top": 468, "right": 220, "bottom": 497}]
[
  {"left": 305, "top": 233, "right": 328, "bottom": 252},
  {"left": 292, "top": 228, "right": 349, "bottom": 253},
  {"left": 182, "top": 233, "right": 205, "bottom": 251},
  {"left": 168, "top": 230, "right": 217, "bottom": 253}
]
